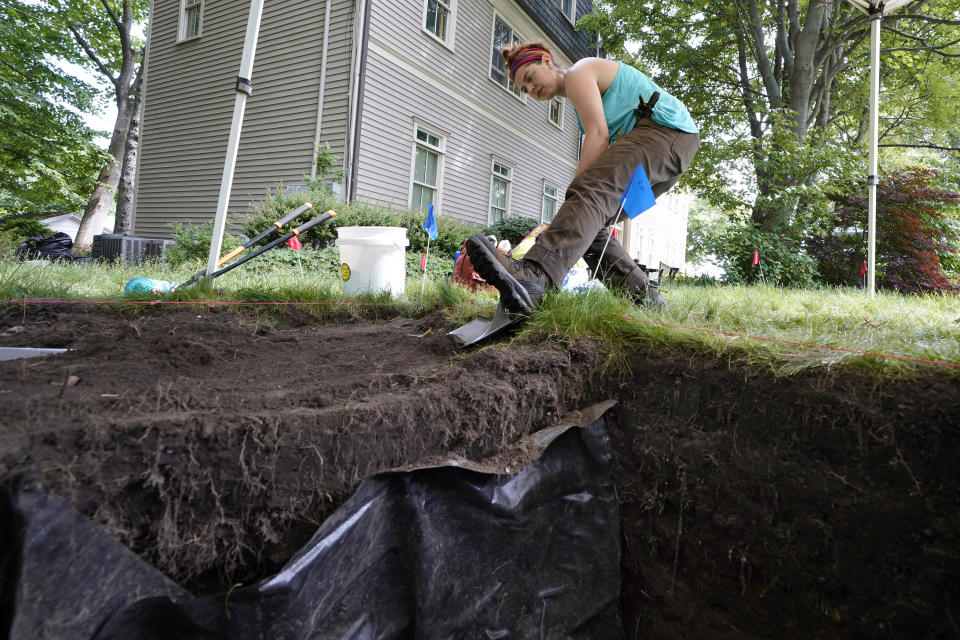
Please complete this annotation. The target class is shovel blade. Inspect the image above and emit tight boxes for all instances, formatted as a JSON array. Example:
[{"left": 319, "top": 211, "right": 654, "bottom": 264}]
[{"left": 449, "top": 303, "right": 526, "bottom": 346}]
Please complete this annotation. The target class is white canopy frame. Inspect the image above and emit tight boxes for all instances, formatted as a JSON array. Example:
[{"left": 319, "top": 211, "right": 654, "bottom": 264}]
[{"left": 845, "top": 0, "right": 916, "bottom": 297}]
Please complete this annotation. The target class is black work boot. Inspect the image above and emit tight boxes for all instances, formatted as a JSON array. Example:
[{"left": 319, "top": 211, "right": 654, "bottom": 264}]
[
  {"left": 465, "top": 233, "right": 552, "bottom": 314},
  {"left": 641, "top": 281, "right": 667, "bottom": 308},
  {"left": 618, "top": 264, "right": 666, "bottom": 309}
]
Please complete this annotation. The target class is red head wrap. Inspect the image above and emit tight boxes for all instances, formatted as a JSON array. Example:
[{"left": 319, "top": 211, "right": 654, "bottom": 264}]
[{"left": 508, "top": 48, "right": 550, "bottom": 81}]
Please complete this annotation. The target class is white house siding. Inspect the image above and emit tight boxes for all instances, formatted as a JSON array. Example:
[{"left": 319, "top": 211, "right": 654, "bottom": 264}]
[
  {"left": 317, "top": 0, "right": 357, "bottom": 189},
  {"left": 624, "top": 189, "right": 691, "bottom": 272},
  {"left": 352, "top": 0, "right": 581, "bottom": 226},
  {"left": 134, "top": 0, "right": 350, "bottom": 238}
]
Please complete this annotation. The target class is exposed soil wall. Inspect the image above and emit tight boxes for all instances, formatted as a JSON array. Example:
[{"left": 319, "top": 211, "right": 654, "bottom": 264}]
[
  {"left": 0, "top": 306, "right": 608, "bottom": 592},
  {"left": 1, "top": 306, "right": 959, "bottom": 638},
  {"left": 611, "top": 354, "right": 960, "bottom": 639}
]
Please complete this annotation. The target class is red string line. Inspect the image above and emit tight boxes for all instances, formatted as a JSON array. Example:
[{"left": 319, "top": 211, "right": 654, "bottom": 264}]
[{"left": 1, "top": 299, "right": 958, "bottom": 370}]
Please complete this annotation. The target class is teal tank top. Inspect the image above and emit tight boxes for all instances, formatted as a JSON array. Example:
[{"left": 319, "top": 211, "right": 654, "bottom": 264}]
[{"left": 576, "top": 62, "right": 698, "bottom": 144}]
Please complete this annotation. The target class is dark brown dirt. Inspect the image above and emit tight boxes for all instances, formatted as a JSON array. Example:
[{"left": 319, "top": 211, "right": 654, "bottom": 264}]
[{"left": 1, "top": 304, "right": 959, "bottom": 639}]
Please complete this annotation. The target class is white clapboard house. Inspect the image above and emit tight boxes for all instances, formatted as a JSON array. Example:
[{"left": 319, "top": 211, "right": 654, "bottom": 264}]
[
  {"left": 621, "top": 190, "right": 692, "bottom": 277},
  {"left": 132, "top": 0, "right": 600, "bottom": 236}
]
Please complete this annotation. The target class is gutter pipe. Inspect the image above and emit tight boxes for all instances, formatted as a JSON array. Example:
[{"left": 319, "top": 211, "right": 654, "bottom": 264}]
[{"left": 347, "top": 0, "right": 372, "bottom": 202}]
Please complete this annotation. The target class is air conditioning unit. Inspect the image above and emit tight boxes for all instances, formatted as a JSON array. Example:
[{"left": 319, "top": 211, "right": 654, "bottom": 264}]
[{"left": 92, "top": 234, "right": 174, "bottom": 263}]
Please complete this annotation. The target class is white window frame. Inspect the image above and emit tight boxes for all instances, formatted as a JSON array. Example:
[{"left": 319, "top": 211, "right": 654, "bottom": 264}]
[
  {"left": 178, "top": 0, "right": 203, "bottom": 42},
  {"left": 489, "top": 14, "right": 525, "bottom": 102},
  {"left": 422, "top": 0, "right": 456, "bottom": 49},
  {"left": 560, "top": 0, "right": 576, "bottom": 25},
  {"left": 541, "top": 181, "right": 559, "bottom": 223},
  {"left": 409, "top": 123, "right": 445, "bottom": 212},
  {"left": 489, "top": 158, "right": 512, "bottom": 224},
  {"left": 548, "top": 97, "right": 564, "bottom": 129}
]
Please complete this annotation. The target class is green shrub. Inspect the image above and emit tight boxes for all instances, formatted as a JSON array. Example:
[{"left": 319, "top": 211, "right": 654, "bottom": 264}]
[
  {"left": 0, "top": 218, "right": 54, "bottom": 256},
  {"left": 236, "top": 245, "right": 340, "bottom": 275},
  {"left": 239, "top": 186, "right": 340, "bottom": 247},
  {"left": 240, "top": 186, "right": 480, "bottom": 258},
  {"left": 404, "top": 208, "right": 478, "bottom": 256},
  {"left": 483, "top": 215, "right": 541, "bottom": 247},
  {"left": 166, "top": 221, "right": 243, "bottom": 266},
  {"left": 1, "top": 217, "right": 52, "bottom": 239},
  {"left": 309, "top": 140, "right": 346, "bottom": 191},
  {"left": 405, "top": 249, "right": 455, "bottom": 280},
  {"left": 714, "top": 224, "right": 820, "bottom": 286}
]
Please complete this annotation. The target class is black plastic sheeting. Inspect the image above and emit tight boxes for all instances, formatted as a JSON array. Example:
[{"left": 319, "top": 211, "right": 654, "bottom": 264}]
[
  {"left": 14, "top": 232, "right": 91, "bottom": 262},
  {"left": 1, "top": 420, "right": 623, "bottom": 639}
]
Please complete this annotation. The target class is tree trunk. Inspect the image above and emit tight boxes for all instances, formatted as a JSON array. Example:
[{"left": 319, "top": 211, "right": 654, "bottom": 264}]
[
  {"left": 114, "top": 76, "right": 143, "bottom": 235},
  {"left": 75, "top": 95, "right": 131, "bottom": 247}
]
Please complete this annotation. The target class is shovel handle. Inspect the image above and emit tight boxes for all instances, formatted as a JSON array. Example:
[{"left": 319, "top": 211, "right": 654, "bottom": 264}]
[
  {"left": 207, "top": 210, "right": 337, "bottom": 280},
  {"left": 238, "top": 202, "right": 314, "bottom": 253},
  {"left": 216, "top": 245, "right": 246, "bottom": 266},
  {"left": 274, "top": 202, "right": 314, "bottom": 230},
  {"left": 292, "top": 209, "right": 336, "bottom": 235},
  {"left": 178, "top": 203, "right": 316, "bottom": 287}
]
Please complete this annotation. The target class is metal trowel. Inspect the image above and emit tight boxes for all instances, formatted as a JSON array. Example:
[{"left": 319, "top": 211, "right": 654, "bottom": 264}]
[{"left": 449, "top": 302, "right": 526, "bottom": 346}]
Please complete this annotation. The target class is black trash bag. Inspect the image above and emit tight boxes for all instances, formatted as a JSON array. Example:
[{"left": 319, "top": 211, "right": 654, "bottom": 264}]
[
  {"left": 1, "top": 420, "right": 624, "bottom": 640},
  {"left": 14, "top": 232, "right": 90, "bottom": 262}
]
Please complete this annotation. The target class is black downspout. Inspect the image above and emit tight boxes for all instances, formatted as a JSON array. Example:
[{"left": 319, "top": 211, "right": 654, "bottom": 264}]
[{"left": 348, "top": 0, "right": 373, "bottom": 203}]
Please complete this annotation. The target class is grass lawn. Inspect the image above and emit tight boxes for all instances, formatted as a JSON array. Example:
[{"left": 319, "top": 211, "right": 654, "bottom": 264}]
[{"left": 2, "top": 250, "right": 958, "bottom": 379}]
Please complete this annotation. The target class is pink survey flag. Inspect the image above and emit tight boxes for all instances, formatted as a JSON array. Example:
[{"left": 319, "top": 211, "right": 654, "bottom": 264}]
[{"left": 752, "top": 249, "right": 759, "bottom": 266}]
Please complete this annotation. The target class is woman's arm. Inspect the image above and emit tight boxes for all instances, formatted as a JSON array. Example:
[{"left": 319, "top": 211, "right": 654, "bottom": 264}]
[{"left": 565, "top": 60, "right": 609, "bottom": 176}]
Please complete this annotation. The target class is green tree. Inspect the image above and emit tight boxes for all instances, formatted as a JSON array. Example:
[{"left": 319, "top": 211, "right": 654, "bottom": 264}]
[
  {"left": 580, "top": 0, "right": 960, "bottom": 235},
  {"left": 0, "top": 0, "right": 107, "bottom": 214},
  {"left": 35, "top": 0, "right": 149, "bottom": 246},
  {"left": 810, "top": 168, "right": 960, "bottom": 293}
]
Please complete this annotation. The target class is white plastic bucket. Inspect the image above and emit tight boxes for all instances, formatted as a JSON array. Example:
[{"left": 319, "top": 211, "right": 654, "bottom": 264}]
[{"left": 335, "top": 226, "right": 409, "bottom": 297}]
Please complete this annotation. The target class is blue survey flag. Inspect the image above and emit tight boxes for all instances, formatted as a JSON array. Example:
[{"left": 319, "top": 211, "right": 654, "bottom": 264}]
[
  {"left": 620, "top": 164, "right": 656, "bottom": 219},
  {"left": 423, "top": 203, "right": 438, "bottom": 240}
]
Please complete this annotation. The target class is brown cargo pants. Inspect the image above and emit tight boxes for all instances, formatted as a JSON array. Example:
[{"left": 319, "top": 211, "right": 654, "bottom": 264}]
[{"left": 523, "top": 119, "right": 700, "bottom": 292}]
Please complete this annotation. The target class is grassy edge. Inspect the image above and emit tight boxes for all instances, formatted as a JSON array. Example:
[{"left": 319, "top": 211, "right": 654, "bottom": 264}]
[{"left": 2, "top": 258, "right": 959, "bottom": 381}]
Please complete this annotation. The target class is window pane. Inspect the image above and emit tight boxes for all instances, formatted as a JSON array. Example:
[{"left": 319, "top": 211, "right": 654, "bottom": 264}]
[
  {"left": 550, "top": 98, "right": 562, "bottom": 124},
  {"left": 191, "top": 9, "right": 201, "bottom": 36},
  {"left": 412, "top": 185, "right": 435, "bottom": 210},
  {"left": 436, "top": 5, "right": 447, "bottom": 40},
  {"left": 562, "top": 0, "right": 574, "bottom": 19},
  {"left": 426, "top": 2, "right": 438, "bottom": 34},
  {"left": 425, "top": 0, "right": 448, "bottom": 39},
  {"left": 414, "top": 147, "right": 428, "bottom": 183},
  {"left": 425, "top": 150, "right": 438, "bottom": 186},
  {"left": 491, "top": 177, "right": 507, "bottom": 209},
  {"left": 493, "top": 17, "right": 511, "bottom": 53},
  {"left": 542, "top": 196, "right": 556, "bottom": 222},
  {"left": 491, "top": 17, "right": 511, "bottom": 88},
  {"left": 183, "top": 5, "right": 201, "bottom": 38}
]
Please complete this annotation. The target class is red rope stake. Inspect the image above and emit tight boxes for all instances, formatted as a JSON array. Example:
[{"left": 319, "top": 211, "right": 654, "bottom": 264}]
[{"left": 1, "top": 299, "right": 957, "bottom": 370}]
